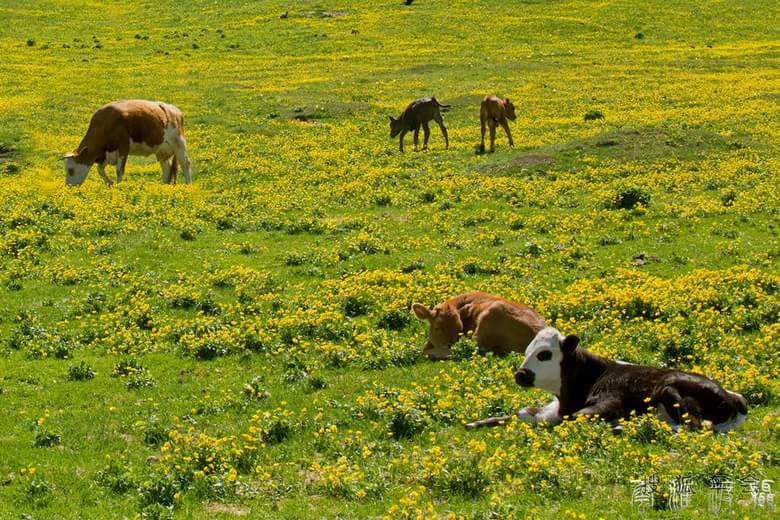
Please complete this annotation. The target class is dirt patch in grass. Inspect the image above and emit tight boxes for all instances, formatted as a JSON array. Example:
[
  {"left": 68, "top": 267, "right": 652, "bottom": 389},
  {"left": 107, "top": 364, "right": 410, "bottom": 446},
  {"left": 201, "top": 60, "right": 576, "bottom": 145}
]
[
  {"left": 509, "top": 154, "right": 553, "bottom": 167},
  {"left": 300, "top": 10, "right": 348, "bottom": 19},
  {"left": 483, "top": 125, "right": 752, "bottom": 176},
  {"left": 204, "top": 503, "right": 250, "bottom": 516},
  {"left": 0, "top": 142, "right": 21, "bottom": 175}
]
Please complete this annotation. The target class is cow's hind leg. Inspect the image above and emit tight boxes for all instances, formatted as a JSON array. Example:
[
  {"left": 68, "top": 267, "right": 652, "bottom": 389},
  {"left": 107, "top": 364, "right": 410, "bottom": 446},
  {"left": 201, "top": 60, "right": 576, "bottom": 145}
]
[
  {"left": 174, "top": 139, "right": 191, "bottom": 184},
  {"left": 434, "top": 113, "right": 449, "bottom": 149},
  {"left": 489, "top": 120, "right": 497, "bottom": 152},
  {"left": 422, "top": 122, "right": 431, "bottom": 150},
  {"left": 573, "top": 400, "right": 624, "bottom": 422},
  {"left": 158, "top": 155, "right": 174, "bottom": 184},
  {"left": 480, "top": 117, "right": 487, "bottom": 153},
  {"left": 656, "top": 386, "right": 703, "bottom": 430}
]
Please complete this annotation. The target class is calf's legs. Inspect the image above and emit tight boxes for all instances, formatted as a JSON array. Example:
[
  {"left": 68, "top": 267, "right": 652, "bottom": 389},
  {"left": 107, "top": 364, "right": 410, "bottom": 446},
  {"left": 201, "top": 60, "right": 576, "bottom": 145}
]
[
  {"left": 96, "top": 162, "right": 114, "bottom": 186},
  {"left": 480, "top": 118, "right": 487, "bottom": 153},
  {"left": 500, "top": 118, "right": 514, "bottom": 147},
  {"left": 422, "top": 122, "right": 431, "bottom": 149},
  {"left": 466, "top": 399, "right": 561, "bottom": 428},
  {"left": 434, "top": 114, "right": 449, "bottom": 148}
]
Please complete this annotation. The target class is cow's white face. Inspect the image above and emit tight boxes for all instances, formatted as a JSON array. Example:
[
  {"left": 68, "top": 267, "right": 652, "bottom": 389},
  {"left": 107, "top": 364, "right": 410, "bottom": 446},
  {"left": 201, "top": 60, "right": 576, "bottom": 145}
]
[
  {"left": 64, "top": 155, "right": 90, "bottom": 186},
  {"left": 517, "top": 327, "right": 578, "bottom": 395}
]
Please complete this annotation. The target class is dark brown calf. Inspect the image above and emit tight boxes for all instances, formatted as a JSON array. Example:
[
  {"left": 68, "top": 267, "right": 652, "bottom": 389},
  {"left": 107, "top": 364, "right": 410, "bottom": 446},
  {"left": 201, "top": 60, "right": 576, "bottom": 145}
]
[
  {"left": 389, "top": 97, "right": 450, "bottom": 152},
  {"left": 480, "top": 95, "right": 516, "bottom": 153}
]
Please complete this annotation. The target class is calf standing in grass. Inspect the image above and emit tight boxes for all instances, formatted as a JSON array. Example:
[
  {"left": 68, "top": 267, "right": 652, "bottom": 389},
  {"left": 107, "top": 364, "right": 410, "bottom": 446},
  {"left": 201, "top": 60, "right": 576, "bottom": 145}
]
[
  {"left": 389, "top": 97, "right": 450, "bottom": 152},
  {"left": 412, "top": 292, "right": 545, "bottom": 360},
  {"left": 480, "top": 95, "right": 516, "bottom": 153},
  {"left": 467, "top": 327, "right": 748, "bottom": 432},
  {"left": 64, "top": 99, "right": 191, "bottom": 186}
]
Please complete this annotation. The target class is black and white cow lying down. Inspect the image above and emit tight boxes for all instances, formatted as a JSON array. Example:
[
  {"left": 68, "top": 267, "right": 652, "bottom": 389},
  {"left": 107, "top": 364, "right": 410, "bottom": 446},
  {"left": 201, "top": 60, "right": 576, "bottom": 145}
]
[{"left": 467, "top": 327, "right": 747, "bottom": 432}]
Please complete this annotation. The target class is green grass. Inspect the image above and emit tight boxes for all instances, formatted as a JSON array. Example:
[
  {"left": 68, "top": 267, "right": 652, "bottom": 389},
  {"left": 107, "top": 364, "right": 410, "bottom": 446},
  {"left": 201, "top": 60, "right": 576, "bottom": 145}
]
[{"left": 1, "top": 1, "right": 779, "bottom": 518}]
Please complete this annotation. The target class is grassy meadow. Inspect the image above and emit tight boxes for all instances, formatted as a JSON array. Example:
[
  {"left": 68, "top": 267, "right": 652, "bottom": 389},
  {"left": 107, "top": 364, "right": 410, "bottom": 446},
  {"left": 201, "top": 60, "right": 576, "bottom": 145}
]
[{"left": 1, "top": 0, "right": 780, "bottom": 518}]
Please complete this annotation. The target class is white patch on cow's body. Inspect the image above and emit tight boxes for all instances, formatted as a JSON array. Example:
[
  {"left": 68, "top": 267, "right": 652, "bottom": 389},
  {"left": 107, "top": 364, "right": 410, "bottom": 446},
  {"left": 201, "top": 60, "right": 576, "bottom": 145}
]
[
  {"left": 713, "top": 412, "right": 747, "bottom": 433},
  {"left": 517, "top": 398, "right": 561, "bottom": 424},
  {"left": 712, "top": 391, "right": 747, "bottom": 433},
  {"left": 520, "top": 327, "right": 565, "bottom": 395},
  {"left": 614, "top": 359, "right": 634, "bottom": 365}
]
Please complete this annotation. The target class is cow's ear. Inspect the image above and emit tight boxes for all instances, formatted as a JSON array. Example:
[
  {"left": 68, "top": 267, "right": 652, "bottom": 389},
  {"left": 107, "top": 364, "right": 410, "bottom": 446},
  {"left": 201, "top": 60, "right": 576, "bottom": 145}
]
[
  {"left": 504, "top": 98, "right": 510, "bottom": 104},
  {"left": 388, "top": 116, "right": 395, "bottom": 122},
  {"left": 412, "top": 303, "right": 432, "bottom": 321},
  {"left": 76, "top": 146, "right": 88, "bottom": 156},
  {"left": 561, "top": 335, "right": 579, "bottom": 353}
]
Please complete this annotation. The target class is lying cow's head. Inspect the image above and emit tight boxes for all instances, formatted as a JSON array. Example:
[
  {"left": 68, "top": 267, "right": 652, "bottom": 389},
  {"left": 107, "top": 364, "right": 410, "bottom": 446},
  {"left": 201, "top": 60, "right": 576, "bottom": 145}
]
[
  {"left": 63, "top": 149, "right": 91, "bottom": 186},
  {"left": 503, "top": 99, "right": 517, "bottom": 121},
  {"left": 388, "top": 116, "right": 404, "bottom": 138},
  {"left": 515, "top": 327, "right": 579, "bottom": 394},
  {"left": 412, "top": 302, "right": 463, "bottom": 359}
]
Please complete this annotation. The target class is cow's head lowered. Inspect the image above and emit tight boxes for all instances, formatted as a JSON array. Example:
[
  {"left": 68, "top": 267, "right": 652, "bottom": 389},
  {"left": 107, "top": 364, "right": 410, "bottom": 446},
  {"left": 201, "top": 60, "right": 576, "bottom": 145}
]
[
  {"left": 388, "top": 116, "right": 405, "bottom": 138},
  {"left": 412, "top": 302, "right": 463, "bottom": 359},
  {"left": 503, "top": 98, "right": 517, "bottom": 121},
  {"left": 63, "top": 149, "right": 91, "bottom": 186},
  {"left": 515, "top": 327, "right": 579, "bottom": 394}
]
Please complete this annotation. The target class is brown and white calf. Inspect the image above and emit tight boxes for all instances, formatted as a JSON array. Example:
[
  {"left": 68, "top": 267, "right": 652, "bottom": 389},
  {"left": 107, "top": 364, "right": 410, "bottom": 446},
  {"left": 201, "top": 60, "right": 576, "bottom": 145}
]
[
  {"left": 479, "top": 95, "right": 516, "bottom": 153},
  {"left": 412, "top": 292, "right": 545, "bottom": 360},
  {"left": 63, "top": 100, "right": 191, "bottom": 186},
  {"left": 467, "top": 327, "right": 748, "bottom": 432}
]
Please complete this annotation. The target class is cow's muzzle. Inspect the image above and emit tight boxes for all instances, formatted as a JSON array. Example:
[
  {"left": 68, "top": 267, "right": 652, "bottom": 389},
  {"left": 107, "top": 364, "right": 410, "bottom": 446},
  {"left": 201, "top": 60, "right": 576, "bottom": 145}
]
[{"left": 515, "top": 368, "right": 535, "bottom": 387}]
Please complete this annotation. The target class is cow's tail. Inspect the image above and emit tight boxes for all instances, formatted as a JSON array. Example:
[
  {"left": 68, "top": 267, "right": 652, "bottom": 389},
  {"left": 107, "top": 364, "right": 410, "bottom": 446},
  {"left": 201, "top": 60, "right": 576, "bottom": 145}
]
[{"left": 433, "top": 97, "right": 451, "bottom": 111}]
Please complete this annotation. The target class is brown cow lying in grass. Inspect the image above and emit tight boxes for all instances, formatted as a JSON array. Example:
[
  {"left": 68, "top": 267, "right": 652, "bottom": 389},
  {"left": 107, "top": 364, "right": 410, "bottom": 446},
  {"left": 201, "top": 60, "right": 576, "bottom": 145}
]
[
  {"left": 389, "top": 97, "right": 450, "bottom": 152},
  {"left": 411, "top": 292, "right": 545, "bottom": 360},
  {"left": 480, "top": 95, "right": 516, "bottom": 153}
]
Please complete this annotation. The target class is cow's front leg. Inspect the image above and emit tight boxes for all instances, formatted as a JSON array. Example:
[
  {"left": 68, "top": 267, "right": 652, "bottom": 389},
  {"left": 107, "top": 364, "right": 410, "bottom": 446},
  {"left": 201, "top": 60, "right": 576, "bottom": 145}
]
[
  {"left": 466, "top": 398, "right": 561, "bottom": 428},
  {"left": 413, "top": 124, "right": 420, "bottom": 150},
  {"left": 499, "top": 118, "right": 514, "bottom": 147},
  {"left": 115, "top": 155, "right": 128, "bottom": 183},
  {"left": 398, "top": 129, "right": 408, "bottom": 152},
  {"left": 96, "top": 161, "right": 114, "bottom": 186}
]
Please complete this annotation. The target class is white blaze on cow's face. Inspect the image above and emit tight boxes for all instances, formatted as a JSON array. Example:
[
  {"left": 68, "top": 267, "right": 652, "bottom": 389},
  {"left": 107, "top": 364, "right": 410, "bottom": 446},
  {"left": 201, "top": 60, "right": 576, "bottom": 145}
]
[
  {"left": 64, "top": 155, "right": 90, "bottom": 186},
  {"left": 519, "top": 327, "right": 567, "bottom": 394}
]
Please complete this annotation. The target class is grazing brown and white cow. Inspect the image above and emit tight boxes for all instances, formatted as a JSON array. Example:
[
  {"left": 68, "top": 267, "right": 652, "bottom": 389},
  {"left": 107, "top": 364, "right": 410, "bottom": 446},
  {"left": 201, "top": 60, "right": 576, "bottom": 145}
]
[
  {"left": 411, "top": 292, "right": 545, "bottom": 360},
  {"left": 479, "top": 95, "right": 516, "bottom": 153},
  {"left": 467, "top": 327, "right": 748, "bottom": 432},
  {"left": 63, "top": 100, "right": 191, "bottom": 186}
]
